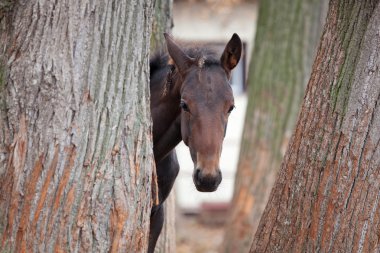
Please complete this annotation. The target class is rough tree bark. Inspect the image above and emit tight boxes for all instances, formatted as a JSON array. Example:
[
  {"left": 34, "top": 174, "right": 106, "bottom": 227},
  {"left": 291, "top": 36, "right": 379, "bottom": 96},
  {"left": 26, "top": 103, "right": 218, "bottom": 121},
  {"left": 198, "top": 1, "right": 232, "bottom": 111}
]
[
  {"left": 251, "top": 0, "right": 380, "bottom": 252},
  {"left": 0, "top": 1, "right": 154, "bottom": 252},
  {"left": 151, "top": 0, "right": 173, "bottom": 52},
  {"left": 222, "top": 1, "right": 328, "bottom": 252},
  {"left": 153, "top": 194, "right": 176, "bottom": 253},
  {"left": 150, "top": 1, "right": 176, "bottom": 253}
]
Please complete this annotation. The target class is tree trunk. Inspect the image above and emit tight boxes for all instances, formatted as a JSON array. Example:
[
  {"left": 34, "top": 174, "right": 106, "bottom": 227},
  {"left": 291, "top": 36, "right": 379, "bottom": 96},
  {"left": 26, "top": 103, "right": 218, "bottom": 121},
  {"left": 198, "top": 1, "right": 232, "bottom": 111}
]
[
  {"left": 251, "top": 0, "right": 380, "bottom": 252},
  {"left": 0, "top": 1, "right": 154, "bottom": 252},
  {"left": 150, "top": 1, "right": 176, "bottom": 253},
  {"left": 154, "top": 193, "right": 176, "bottom": 253},
  {"left": 151, "top": 0, "right": 173, "bottom": 52},
  {"left": 222, "top": 1, "right": 327, "bottom": 252}
]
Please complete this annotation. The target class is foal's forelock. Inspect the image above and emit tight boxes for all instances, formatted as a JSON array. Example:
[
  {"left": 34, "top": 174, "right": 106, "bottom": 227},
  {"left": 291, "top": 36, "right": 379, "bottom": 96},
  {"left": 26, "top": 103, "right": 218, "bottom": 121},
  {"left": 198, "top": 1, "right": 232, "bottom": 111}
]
[{"left": 160, "top": 54, "right": 218, "bottom": 98}]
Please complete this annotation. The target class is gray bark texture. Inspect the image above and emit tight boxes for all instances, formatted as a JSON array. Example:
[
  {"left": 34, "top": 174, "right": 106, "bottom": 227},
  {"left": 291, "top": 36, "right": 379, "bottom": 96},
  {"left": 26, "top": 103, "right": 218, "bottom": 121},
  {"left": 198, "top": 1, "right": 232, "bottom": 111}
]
[
  {"left": 222, "top": 0, "right": 328, "bottom": 252},
  {"left": 251, "top": 0, "right": 380, "bottom": 252},
  {"left": 151, "top": 0, "right": 173, "bottom": 51},
  {"left": 0, "top": 1, "right": 155, "bottom": 252},
  {"left": 154, "top": 193, "right": 176, "bottom": 253}
]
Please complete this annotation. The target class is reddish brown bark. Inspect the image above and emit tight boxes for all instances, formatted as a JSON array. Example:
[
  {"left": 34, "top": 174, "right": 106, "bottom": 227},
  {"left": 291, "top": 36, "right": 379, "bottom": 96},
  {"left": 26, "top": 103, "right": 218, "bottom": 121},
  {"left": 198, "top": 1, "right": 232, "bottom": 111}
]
[
  {"left": 251, "top": 0, "right": 380, "bottom": 252},
  {"left": 0, "top": 1, "right": 155, "bottom": 252}
]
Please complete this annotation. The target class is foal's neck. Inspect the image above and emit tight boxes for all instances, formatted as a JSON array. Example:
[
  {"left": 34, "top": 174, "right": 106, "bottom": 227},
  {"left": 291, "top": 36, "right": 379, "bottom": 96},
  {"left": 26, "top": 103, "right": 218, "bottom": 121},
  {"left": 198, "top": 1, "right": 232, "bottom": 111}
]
[
  {"left": 151, "top": 67, "right": 183, "bottom": 144},
  {"left": 150, "top": 69, "right": 184, "bottom": 161}
]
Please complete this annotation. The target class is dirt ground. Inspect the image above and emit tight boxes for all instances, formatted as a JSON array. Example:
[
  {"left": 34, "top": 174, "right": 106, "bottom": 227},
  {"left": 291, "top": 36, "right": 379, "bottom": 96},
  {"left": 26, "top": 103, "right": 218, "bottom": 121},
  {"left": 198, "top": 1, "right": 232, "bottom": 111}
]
[{"left": 176, "top": 214, "right": 225, "bottom": 253}]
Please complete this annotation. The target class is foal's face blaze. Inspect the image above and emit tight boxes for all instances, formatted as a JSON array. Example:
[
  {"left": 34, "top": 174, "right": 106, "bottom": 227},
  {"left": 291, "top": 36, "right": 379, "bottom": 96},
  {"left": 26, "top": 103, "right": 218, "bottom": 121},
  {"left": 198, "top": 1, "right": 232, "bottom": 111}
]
[
  {"left": 164, "top": 33, "right": 242, "bottom": 192},
  {"left": 181, "top": 68, "right": 235, "bottom": 192}
]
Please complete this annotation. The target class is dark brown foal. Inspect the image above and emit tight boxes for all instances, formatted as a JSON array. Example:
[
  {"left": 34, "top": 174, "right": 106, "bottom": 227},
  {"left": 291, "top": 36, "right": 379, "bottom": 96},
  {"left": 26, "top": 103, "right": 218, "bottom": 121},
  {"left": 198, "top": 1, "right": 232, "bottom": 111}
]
[{"left": 148, "top": 33, "right": 242, "bottom": 253}]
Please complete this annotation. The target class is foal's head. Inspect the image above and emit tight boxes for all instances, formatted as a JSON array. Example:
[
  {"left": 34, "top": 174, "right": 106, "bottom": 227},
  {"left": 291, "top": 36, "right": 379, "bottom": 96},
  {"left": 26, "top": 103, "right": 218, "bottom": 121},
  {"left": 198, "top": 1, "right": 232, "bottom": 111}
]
[{"left": 164, "top": 33, "right": 242, "bottom": 192}]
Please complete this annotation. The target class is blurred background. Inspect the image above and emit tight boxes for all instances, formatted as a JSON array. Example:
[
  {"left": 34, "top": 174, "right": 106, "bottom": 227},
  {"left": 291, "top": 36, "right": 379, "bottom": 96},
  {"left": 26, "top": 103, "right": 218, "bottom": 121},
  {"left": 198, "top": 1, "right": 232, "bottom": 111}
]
[{"left": 170, "top": 0, "right": 258, "bottom": 252}]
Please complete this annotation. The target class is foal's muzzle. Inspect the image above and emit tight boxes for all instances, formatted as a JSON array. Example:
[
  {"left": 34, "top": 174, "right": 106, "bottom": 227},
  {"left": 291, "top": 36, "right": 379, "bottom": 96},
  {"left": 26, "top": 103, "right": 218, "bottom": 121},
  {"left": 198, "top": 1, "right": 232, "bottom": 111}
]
[{"left": 192, "top": 168, "right": 222, "bottom": 192}]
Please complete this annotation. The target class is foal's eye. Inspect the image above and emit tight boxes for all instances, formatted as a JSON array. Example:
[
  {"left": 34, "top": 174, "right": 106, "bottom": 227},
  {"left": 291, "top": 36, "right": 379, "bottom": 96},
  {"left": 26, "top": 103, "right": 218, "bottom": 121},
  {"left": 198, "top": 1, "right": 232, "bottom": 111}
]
[
  {"left": 180, "top": 100, "right": 190, "bottom": 112},
  {"left": 228, "top": 105, "right": 235, "bottom": 114}
]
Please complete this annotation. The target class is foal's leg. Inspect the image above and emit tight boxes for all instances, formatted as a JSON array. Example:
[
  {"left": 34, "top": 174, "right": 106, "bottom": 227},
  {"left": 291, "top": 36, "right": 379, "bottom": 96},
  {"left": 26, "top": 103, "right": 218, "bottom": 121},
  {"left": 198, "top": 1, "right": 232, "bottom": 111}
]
[
  {"left": 148, "top": 204, "right": 164, "bottom": 253},
  {"left": 148, "top": 151, "right": 179, "bottom": 253}
]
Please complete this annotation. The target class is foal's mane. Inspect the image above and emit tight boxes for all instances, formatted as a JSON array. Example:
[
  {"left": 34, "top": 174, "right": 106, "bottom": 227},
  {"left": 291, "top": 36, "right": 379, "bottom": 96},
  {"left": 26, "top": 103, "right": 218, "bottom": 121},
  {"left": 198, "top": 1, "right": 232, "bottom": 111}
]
[
  {"left": 150, "top": 45, "right": 221, "bottom": 79},
  {"left": 150, "top": 45, "right": 221, "bottom": 98}
]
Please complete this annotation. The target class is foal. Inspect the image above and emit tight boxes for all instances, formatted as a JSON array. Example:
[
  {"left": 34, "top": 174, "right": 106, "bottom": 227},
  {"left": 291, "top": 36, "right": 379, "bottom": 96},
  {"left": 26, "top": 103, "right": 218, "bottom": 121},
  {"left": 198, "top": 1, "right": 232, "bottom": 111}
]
[{"left": 148, "top": 33, "right": 242, "bottom": 252}]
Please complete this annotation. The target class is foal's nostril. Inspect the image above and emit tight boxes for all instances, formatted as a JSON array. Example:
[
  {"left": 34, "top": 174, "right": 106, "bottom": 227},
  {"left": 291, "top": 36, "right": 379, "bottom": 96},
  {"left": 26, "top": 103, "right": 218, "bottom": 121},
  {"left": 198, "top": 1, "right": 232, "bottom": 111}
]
[
  {"left": 194, "top": 168, "right": 201, "bottom": 182},
  {"left": 192, "top": 166, "right": 223, "bottom": 192}
]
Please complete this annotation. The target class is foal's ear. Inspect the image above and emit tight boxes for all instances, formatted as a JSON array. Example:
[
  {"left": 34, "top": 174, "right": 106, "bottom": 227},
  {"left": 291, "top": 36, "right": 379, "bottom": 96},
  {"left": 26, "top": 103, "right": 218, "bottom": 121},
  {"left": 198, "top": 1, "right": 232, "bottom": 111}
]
[
  {"left": 164, "top": 33, "right": 194, "bottom": 75},
  {"left": 221, "top": 33, "right": 242, "bottom": 77}
]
